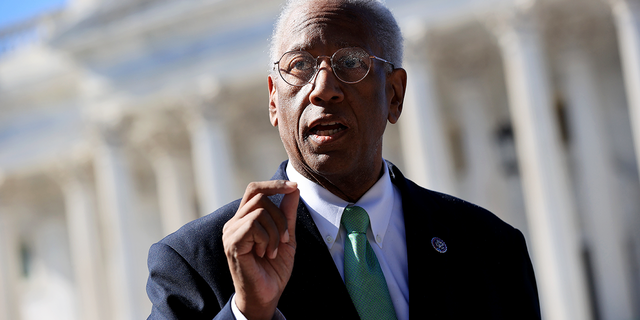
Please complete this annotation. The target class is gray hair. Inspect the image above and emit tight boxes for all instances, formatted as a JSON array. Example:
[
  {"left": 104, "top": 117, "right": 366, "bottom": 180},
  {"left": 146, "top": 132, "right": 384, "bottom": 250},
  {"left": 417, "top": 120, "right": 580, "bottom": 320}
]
[{"left": 269, "top": 0, "right": 403, "bottom": 69}]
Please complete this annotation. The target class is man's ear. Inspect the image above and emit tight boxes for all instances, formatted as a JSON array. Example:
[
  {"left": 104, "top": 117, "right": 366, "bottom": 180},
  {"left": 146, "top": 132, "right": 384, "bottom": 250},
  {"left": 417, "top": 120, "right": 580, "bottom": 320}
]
[
  {"left": 268, "top": 74, "right": 278, "bottom": 127},
  {"left": 386, "top": 68, "right": 407, "bottom": 124}
]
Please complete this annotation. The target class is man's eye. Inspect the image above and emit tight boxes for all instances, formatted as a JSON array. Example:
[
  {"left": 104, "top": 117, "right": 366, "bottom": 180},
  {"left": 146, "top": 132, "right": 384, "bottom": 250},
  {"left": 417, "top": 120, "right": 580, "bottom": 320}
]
[
  {"left": 339, "top": 56, "right": 364, "bottom": 69},
  {"left": 288, "top": 58, "right": 313, "bottom": 71}
]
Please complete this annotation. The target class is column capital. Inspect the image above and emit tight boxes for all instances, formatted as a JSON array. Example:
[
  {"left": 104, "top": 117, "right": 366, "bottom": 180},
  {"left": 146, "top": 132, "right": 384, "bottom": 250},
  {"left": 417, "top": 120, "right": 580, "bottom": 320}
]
[
  {"left": 182, "top": 97, "right": 218, "bottom": 126},
  {"left": 485, "top": 1, "right": 540, "bottom": 41},
  {"left": 403, "top": 20, "right": 430, "bottom": 52},
  {"left": 129, "top": 111, "right": 190, "bottom": 158},
  {"left": 540, "top": 2, "right": 610, "bottom": 54},
  {"left": 90, "top": 115, "right": 132, "bottom": 149},
  {"left": 195, "top": 74, "right": 221, "bottom": 102},
  {"left": 403, "top": 21, "right": 440, "bottom": 67},
  {"left": 45, "top": 141, "right": 94, "bottom": 193},
  {"left": 610, "top": 0, "right": 640, "bottom": 14},
  {"left": 429, "top": 26, "right": 496, "bottom": 80},
  {"left": 50, "top": 158, "right": 92, "bottom": 187},
  {"left": 180, "top": 74, "right": 227, "bottom": 124}
]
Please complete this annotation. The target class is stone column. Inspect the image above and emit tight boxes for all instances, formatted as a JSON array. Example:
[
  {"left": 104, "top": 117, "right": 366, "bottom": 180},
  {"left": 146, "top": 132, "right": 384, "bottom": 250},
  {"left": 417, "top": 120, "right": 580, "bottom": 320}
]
[
  {"left": 398, "top": 30, "right": 456, "bottom": 194},
  {"left": 611, "top": 0, "right": 640, "bottom": 175},
  {"left": 185, "top": 103, "right": 236, "bottom": 216},
  {"left": 557, "top": 41, "right": 636, "bottom": 320},
  {"left": 138, "top": 122, "right": 197, "bottom": 235},
  {"left": 0, "top": 187, "right": 20, "bottom": 320},
  {"left": 55, "top": 160, "right": 109, "bottom": 320},
  {"left": 92, "top": 121, "right": 140, "bottom": 320},
  {"left": 454, "top": 78, "right": 498, "bottom": 205},
  {"left": 452, "top": 78, "right": 525, "bottom": 227},
  {"left": 489, "top": 6, "right": 591, "bottom": 320}
]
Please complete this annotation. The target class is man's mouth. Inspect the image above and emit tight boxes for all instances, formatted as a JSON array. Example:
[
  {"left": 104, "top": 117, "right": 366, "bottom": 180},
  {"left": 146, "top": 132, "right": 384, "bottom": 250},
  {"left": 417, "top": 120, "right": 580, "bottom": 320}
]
[
  {"left": 307, "top": 121, "right": 348, "bottom": 144},
  {"left": 310, "top": 122, "right": 347, "bottom": 136}
]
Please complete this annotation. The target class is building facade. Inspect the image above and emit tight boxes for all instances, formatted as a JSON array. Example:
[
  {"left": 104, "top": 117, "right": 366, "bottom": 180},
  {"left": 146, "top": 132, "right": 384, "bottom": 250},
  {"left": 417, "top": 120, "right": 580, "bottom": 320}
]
[{"left": 0, "top": 0, "right": 639, "bottom": 319}]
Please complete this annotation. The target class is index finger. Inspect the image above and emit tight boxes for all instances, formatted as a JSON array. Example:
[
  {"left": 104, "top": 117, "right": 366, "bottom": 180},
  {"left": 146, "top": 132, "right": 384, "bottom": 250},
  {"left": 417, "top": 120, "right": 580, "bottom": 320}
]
[{"left": 239, "top": 180, "right": 298, "bottom": 208}]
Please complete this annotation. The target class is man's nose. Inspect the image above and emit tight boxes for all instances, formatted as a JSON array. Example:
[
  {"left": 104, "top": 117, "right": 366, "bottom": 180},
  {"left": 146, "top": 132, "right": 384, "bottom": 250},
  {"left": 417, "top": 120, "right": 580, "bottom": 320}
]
[{"left": 309, "top": 60, "right": 344, "bottom": 104}]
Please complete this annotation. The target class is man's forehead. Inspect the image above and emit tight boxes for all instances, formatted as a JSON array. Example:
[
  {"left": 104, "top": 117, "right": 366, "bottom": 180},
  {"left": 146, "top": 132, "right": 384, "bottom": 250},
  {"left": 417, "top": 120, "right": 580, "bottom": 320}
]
[
  {"left": 284, "top": 1, "right": 368, "bottom": 29},
  {"left": 285, "top": 40, "right": 366, "bottom": 52},
  {"left": 277, "top": 1, "right": 376, "bottom": 53}
]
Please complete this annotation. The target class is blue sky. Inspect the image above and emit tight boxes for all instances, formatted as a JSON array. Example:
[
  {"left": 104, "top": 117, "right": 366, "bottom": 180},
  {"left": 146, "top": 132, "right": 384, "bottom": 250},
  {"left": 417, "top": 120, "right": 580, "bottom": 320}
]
[{"left": 0, "top": 0, "right": 68, "bottom": 28}]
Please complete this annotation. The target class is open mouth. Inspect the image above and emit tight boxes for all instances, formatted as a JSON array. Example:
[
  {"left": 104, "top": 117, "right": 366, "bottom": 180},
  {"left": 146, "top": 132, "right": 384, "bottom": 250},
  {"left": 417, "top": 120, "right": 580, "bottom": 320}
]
[{"left": 309, "top": 122, "right": 347, "bottom": 137}]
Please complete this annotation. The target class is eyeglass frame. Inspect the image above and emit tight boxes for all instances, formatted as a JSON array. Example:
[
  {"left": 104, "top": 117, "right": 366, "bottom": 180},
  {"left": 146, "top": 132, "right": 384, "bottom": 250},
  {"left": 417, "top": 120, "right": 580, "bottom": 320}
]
[{"left": 273, "top": 47, "right": 395, "bottom": 87}]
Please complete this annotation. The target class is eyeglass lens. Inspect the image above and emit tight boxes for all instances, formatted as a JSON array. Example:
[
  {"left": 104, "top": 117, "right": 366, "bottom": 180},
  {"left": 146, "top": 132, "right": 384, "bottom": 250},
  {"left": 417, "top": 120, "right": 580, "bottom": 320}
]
[{"left": 277, "top": 47, "right": 372, "bottom": 86}]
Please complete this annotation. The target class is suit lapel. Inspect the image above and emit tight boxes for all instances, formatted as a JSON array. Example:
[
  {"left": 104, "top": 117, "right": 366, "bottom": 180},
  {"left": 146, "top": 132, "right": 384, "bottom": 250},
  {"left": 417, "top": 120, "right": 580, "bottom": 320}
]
[
  {"left": 387, "top": 161, "right": 455, "bottom": 319},
  {"left": 270, "top": 162, "right": 360, "bottom": 319}
]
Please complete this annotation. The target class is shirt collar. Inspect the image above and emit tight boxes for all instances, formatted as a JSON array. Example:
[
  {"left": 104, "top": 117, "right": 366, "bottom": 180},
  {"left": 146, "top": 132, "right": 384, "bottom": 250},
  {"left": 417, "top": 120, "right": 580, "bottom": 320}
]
[{"left": 285, "top": 161, "right": 395, "bottom": 250}]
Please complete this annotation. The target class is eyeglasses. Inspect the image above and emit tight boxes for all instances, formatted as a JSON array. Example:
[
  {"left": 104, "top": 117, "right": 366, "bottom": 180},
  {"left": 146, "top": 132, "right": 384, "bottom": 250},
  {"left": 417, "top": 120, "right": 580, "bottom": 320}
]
[{"left": 274, "top": 47, "right": 394, "bottom": 87}]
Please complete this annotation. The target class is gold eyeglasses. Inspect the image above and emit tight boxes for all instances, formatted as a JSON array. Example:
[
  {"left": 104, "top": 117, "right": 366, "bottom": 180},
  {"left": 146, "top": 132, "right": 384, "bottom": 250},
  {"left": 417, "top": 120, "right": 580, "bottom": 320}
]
[{"left": 274, "top": 47, "right": 394, "bottom": 87}]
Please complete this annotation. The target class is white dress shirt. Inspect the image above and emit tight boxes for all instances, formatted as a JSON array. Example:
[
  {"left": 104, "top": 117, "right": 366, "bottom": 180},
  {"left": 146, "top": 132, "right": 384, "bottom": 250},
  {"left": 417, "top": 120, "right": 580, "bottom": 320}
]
[
  {"left": 286, "top": 161, "right": 409, "bottom": 320},
  {"left": 233, "top": 161, "right": 409, "bottom": 320}
]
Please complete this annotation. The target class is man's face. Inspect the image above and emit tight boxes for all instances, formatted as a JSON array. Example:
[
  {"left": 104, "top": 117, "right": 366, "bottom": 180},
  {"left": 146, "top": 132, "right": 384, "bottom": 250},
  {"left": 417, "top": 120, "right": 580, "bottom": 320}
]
[{"left": 268, "top": 1, "right": 406, "bottom": 186}]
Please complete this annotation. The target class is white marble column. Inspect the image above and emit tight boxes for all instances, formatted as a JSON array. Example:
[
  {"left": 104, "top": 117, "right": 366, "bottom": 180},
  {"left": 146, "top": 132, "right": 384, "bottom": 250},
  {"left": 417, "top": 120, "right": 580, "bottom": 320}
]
[
  {"left": 186, "top": 105, "right": 236, "bottom": 216},
  {"left": 0, "top": 195, "right": 20, "bottom": 320},
  {"left": 399, "top": 32, "right": 456, "bottom": 194},
  {"left": 146, "top": 133, "right": 197, "bottom": 235},
  {"left": 611, "top": 0, "right": 640, "bottom": 175},
  {"left": 453, "top": 78, "right": 524, "bottom": 227},
  {"left": 490, "top": 7, "right": 591, "bottom": 320},
  {"left": 21, "top": 212, "right": 76, "bottom": 320},
  {"left": 558, "top": 44, "right": 636, "bottom": 320},
  {"left": 454, "top": 78, "right": 500, "bottom": 206},
  {"left": 92, "top": 122, "right": 139, "bottom": 320},
  {"left": 55, "top": 162, "right": 109, "bottom": 320}
]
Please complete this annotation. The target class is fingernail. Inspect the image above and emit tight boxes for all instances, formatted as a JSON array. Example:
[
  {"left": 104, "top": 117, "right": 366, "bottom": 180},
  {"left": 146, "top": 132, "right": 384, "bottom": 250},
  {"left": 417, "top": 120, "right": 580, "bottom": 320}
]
[
  {"left": 286, "top": 181, "right": 297, "bottom": 188},
  {"left": 271, "top": 248, "right": 278, "bottom": 259},
  {"left": 282, "top": 230, "right": 290, "bottom": 243}
]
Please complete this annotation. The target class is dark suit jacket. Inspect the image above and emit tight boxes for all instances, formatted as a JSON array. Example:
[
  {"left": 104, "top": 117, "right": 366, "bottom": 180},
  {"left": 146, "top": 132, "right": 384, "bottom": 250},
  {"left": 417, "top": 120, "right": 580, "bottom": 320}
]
[{"left": 147, "top": 161, "right": 541, "bottom": 319}]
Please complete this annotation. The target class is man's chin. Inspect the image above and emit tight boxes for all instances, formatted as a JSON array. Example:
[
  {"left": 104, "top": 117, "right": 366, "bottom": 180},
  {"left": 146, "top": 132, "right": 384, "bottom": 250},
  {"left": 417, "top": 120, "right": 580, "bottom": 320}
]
[{"left": 294, "top": 154, "right": 353, "bottom": 178}]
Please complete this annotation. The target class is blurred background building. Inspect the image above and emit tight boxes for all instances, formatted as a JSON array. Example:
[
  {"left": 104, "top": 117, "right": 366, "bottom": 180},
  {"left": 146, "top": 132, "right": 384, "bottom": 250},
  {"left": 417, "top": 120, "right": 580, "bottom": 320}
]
[{"left": 0, "top": 0, "right": 639, "bottom": 319}]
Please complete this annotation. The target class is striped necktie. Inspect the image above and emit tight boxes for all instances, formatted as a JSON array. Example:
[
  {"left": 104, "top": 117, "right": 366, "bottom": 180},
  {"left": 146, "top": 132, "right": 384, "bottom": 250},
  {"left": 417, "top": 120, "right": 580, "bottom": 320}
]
[{"left": 341, "top": 206, "right": 397, "bottom": 319}]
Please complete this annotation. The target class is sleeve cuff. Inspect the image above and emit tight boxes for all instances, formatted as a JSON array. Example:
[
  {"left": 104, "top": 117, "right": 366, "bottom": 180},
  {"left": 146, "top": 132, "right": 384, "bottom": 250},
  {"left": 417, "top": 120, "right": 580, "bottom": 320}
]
[{"left": 230, "top": 294, "right": 286, "bottom": 320}]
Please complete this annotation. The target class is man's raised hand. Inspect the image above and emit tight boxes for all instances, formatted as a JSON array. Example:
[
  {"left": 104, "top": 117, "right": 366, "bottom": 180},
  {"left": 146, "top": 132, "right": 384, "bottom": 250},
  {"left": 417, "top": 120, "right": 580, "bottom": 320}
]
[{"left": 222, "top": 180, "right": 299, "bottom": 320}]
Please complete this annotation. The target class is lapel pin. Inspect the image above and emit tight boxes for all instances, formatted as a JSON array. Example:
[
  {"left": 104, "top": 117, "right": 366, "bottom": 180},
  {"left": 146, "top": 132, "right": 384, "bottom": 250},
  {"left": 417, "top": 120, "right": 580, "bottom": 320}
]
[{"left": 431, "top": 237, "right": 447, "bottom": 253}]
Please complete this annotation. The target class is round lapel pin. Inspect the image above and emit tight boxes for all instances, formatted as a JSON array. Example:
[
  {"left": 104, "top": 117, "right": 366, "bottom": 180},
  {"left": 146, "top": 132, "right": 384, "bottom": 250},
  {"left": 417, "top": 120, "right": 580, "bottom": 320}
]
[{"left": 431, "top": 237, "right": 447, "bottom": 253}]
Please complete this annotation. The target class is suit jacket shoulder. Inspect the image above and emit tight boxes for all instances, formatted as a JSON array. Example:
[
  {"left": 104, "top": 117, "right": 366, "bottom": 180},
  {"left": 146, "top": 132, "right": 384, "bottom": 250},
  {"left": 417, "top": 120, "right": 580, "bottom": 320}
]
[
  {"left": 147, "top": 199, "right": 240, "bottom": 319},
  {"left": 386, "top": 161, "right": 540, "bottom": 319}
]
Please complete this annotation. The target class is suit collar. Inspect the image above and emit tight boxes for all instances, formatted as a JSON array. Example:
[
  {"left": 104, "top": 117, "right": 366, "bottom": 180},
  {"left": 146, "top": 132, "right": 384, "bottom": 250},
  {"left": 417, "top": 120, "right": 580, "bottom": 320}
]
[{"left": 285, "top": 161, "right": 397, "bottom": 250}]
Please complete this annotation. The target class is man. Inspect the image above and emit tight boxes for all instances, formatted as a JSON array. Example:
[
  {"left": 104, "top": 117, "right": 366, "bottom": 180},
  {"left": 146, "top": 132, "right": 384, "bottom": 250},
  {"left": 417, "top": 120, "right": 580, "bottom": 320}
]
[{"left": 146, "top": 0, "right": 541, "bottom": 319}]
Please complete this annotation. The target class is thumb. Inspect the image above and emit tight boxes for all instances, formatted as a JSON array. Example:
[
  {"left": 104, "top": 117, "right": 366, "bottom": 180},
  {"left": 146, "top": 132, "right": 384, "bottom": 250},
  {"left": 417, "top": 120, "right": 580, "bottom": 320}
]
[{"left": 279, "top": 186, "right": 299, "bottom": 243}]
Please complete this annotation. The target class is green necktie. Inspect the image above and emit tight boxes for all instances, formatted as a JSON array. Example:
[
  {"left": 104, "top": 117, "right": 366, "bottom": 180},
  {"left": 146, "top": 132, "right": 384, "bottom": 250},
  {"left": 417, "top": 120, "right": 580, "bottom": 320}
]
[{"left": 341, "top": 206, "right": 397, "bottom": 320}]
